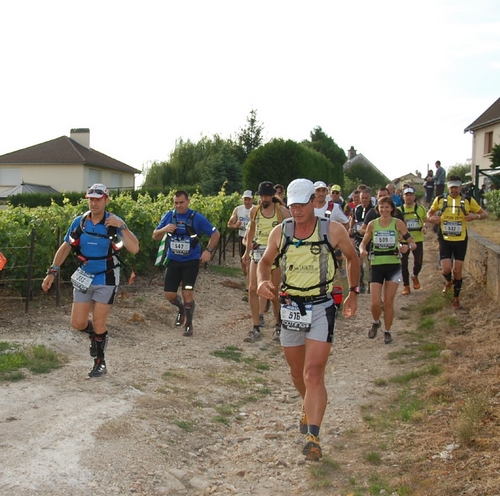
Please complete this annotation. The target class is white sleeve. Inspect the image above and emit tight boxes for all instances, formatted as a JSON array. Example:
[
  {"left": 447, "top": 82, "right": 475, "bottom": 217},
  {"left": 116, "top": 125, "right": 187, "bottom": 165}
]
[{"left": 330, "top": 204, "right": 349, "bottom": 224}]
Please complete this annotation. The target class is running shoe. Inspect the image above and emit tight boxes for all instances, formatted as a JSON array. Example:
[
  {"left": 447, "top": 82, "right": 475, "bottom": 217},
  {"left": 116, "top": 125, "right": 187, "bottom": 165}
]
[
  {"left": 339, "top": 267, "right": 347, "bottom": 279},
  {"left": 302, "top": 434, "right": 322, "bottom": 461},
  {"left": 442, "top": 280, "right": 454, "bottom": 294},
  {"left": 175, "top": 309, "right": 186, "bottom": 327},
  {"left": 183, "top": 323, "right": 193, "bottom": 337},
  {"left": 368, "top": 321, "right": 381, "bottom": 339},
  {"left": 412, "top": 276, "right": 421, "bottom": 290},
  {"left": 241, "top": 291, "right": 249, "bottom": 303},
  {"left": 259, "top": 314, "right": 265, "bottom": 327},
  {"left": 453, "top": 298, "right": 462, "bottom": 310},
  {"left": 88, "top": 359, "right": 107, "bottom": 378},
  {"left": 402, "top": 286, "right": 411, "bottom": 296},
  {"left": 244, "top": 328, "right": 262, "bottom": 343},
  {"left": 384, "top": 332, "right": 393, "bottom": 344},
  {"left": 273, "top": 325, "right": 281, "bottom": 342},
  {"left": 299, "top": 407, "right": 308, "bottom": 435}
]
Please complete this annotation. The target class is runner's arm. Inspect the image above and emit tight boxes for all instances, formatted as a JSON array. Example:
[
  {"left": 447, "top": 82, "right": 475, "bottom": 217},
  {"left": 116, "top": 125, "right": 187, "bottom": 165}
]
[
  {"left": 330, "top": 221, "right": 359, "bottom": 317},
  {"left": 396, "top": 219, "right": 416, "bottom": 252},
  {"left": 227, "top": 207, "right": 240, "bottom": 229},
  {"left": 242, "top": 207, "right": 257, "bottom": 260},
  {"left": 359, "top": 221, "right": 374, "bottom": 258},
  {"left": 41, "top": 242, "right": 72, "bottom": 292},
  {"left": 201, "top": 229, "right": 220, "bottom": 263},
  {"left": 256, "top": 225, "right": 282, "bottom": 300}
]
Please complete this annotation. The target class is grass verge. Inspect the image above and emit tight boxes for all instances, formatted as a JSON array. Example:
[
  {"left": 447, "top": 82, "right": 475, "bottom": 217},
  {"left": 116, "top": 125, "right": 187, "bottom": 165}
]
[{"left": 0, "top": 342, "right": 66, "bottom": 381}]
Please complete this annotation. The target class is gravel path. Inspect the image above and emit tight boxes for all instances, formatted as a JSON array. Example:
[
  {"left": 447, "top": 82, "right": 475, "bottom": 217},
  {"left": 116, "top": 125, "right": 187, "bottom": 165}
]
[{"left": 0, "top": 236, "right": 441, "bottom": 495}]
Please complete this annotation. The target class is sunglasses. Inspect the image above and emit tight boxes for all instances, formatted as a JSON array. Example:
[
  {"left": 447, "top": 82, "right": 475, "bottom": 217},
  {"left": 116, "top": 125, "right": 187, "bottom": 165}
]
[
  {"left": 87, "top": 188, "right": 107, "bottom": 196},
  {"left": 332, "top": 190, "right": 340, "bottom": 194}
]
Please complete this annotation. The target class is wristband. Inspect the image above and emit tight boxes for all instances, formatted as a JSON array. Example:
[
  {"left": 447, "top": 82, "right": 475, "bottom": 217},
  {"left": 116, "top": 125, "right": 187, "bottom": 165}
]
[
  {"left": 46, "top": 265, "right": 60, "bottom": 275},
  {"left": 349, "top": 286, "right": 359, "bottom": 294}
]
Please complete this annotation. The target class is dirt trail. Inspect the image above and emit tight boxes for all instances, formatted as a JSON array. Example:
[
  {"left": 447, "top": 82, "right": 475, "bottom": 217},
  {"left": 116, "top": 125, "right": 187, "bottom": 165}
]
[{"left": 0, "top": 233, "right": 476, "bottom": 495}]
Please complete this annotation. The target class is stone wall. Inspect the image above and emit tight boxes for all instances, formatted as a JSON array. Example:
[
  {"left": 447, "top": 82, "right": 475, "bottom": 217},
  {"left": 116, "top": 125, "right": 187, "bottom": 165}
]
[{"left": 465, "top": 231, "right": 500, "bottom": 302}]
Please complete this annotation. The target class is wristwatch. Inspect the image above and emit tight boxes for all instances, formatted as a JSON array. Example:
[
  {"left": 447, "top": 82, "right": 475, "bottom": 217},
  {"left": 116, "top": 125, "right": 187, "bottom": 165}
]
[
  {"left": 349, "top": 286, "right": 359, "bottom": 294},
  {"left": 206, "top": 246, "right": 214, "bottom": 253},
  {"left": 120, "top": 222, "right": 128, "bottom": 231}
]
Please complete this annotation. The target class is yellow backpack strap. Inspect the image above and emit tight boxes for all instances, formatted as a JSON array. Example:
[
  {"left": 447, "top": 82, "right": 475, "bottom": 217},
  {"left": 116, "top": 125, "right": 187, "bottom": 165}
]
[
  {"left": 251, "top": 204, "right": 262, "bottom": 223},
  {"left": 276, "top": 203, "right": 283, "bottom": 223}
]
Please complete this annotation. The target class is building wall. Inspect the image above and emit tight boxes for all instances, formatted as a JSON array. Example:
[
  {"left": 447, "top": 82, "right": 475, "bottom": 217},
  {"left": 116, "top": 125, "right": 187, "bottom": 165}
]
[
  {"left": 465, "top": 231, "right": 500, "bottom": 302},
  {"left": 0, "top": 164, "right": 135, "bottom": 193},
  {"left": 469, "top": 122, "right": 500, "bottom": 184}
]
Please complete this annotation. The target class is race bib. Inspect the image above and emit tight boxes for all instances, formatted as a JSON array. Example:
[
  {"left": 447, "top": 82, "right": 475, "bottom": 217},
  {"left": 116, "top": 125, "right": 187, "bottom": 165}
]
[
  {"left": 443, "top": 221, "right": 462, "bottom": 236},
  {"left": 373, "top": 230, "right": 396, "bottom": 249},
  {"left": 280, "top": 300, "right": 313, "bottom": 332},
  {"left": 171, "top": 238, "right": 191, "bottom": 255},
  {"left": 71, "top": 267, "right": 95, "bottom": 293},
  {"left": 406, "top": 218, "right": 420, "bottom": 230},
  {"left": 238, "top": 217, "right": 249, "bottom": 237},
  {"left": 252, "top": 246, "right": 266, "bottom": 263}
]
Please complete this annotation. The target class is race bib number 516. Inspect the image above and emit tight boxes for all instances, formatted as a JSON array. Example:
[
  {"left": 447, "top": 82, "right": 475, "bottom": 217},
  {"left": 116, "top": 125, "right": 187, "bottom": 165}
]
[{"left": 280, "top": 300, "right": 313, "bottom": 332}]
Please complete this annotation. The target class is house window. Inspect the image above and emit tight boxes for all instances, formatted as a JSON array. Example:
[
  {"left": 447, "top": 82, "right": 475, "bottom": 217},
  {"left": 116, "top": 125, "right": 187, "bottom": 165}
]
[
  {"left": 0, "top": 168, "right": 21, "bottom": 186},
  {"left": 484, "top": 131, "right": 493, "bottom": 155},
  {"left": 110, "top": 173, "right": 122, "bottom": 189},
  {"left": 89, "top": 169, "right": 101, "bottom": 186}
]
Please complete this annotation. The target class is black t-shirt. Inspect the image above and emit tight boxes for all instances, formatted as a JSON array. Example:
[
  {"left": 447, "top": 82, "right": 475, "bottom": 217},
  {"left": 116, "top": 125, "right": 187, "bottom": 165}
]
[
  {"left": 352, "top": 204, "right": 374, "bottom": 239},
  {"left": 363, "top": 207, "right": 404, "bottom": 225}
]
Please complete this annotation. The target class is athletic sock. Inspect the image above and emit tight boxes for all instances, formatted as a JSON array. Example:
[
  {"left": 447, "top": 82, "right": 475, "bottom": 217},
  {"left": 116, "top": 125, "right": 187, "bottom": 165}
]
[
  {"left": 94, "top": 331, "right": 108, "bottom": 359},
  {"left": 184, "top": 301, "right": 195, "bottom": 323},
  {"left": 172, "top": 294, "right": 184, "bottom": 311},
  {"left": 308, "top": 424, "right": 320, "bottom": 438}
]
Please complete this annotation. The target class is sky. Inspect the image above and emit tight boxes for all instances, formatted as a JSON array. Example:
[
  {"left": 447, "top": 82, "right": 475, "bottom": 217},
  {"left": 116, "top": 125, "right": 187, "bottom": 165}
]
[{"left": 1, "top": 0, "right": 499, "bottom": 185}]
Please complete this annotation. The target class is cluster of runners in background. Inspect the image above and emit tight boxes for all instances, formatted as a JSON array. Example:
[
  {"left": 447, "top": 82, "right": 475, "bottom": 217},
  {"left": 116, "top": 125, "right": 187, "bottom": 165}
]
[{"left": 41, "top": 160, "right": 488, "bottom": 461}]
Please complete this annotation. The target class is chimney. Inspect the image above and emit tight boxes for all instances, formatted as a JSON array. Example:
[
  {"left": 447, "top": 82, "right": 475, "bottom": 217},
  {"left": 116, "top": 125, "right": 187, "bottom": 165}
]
[
  {"left": 70, "top": 128, "right": 90, "bottom": 149},
  {"left": 348, "top": 146, "right": 357, "bottom": 160}
]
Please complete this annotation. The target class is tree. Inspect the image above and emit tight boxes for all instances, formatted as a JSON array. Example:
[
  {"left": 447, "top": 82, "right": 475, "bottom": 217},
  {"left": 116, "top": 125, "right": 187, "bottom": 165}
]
[
  {"left": 234, "top": 109, "right": 265, "bottom": 163},
  {"left": 302, "top": 126, "right": 346, "bottom": 186},
  {"left": 490, "top": 143, "right": 500, "bottom": 170},
  {"left": 142, "top": 135, "right": 240, "bottom": 191},
  {"left": 447, "top": 163, "right": 470, "bottom": 183},
  {"left": 242, "top": 138, "right": 334, "bottom": 193},
  {"left": 344, "top": 163, "right": 389, "bottom": 191},
  {"left": 141, "top": 160, "right": 170, "bottom": 188},
  {"left": 199, "top": 143, "right": 242, "bottom": 195}
]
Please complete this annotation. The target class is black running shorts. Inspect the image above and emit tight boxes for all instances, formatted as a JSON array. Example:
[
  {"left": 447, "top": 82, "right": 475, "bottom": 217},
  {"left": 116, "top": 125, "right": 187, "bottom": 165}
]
[{"left": 163, "top": 259, "right": 200, "bottom": 292}]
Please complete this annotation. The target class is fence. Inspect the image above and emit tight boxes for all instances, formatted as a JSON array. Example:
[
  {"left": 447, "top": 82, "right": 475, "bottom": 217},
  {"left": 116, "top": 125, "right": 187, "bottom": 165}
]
[
  {"left": 0, "top": 229, "right": 37, "bottom": 312},
  {"left": 0, "top": 228, "right": 241, "bottom": 313}
]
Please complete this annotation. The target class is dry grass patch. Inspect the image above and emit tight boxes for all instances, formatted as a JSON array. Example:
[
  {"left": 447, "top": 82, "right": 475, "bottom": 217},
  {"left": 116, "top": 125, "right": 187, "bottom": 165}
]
[
  {"left": 94, "top": 419, "right": 133, "bottom": 440},
  {"left": 468, "top": 217, "right": 500, "bottom": 244}
]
